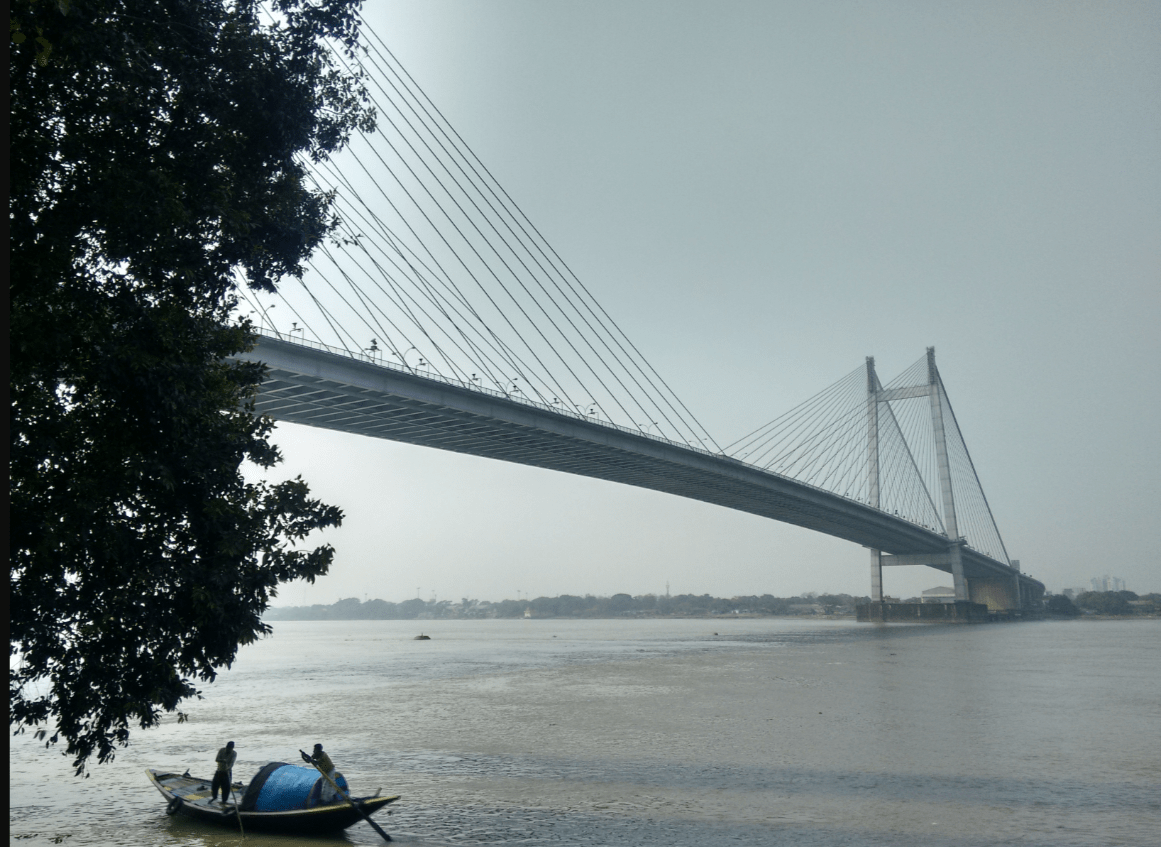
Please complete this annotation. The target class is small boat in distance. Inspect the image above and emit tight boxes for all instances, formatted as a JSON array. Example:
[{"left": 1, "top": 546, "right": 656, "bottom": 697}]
[
  {"left": 413, "top": 634, "right": 431, "bottom": 640},
  {"left": 147, "top": 765, "right": 400, "bottom": 835}
]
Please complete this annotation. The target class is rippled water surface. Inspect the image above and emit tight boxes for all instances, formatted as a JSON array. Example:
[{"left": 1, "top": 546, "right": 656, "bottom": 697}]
[{"left": 10, "top": 618, "right": 1161, "bottom": 846}]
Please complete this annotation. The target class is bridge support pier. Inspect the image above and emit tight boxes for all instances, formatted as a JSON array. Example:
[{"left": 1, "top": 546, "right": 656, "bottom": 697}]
[
  {"left": 874, "top": 546, "right": 1038, "bottom": 613},
  {"left": 870, "top": 549, "right": 883, "bottom": 602},
  {"left": 965, "top": 577, "right": 1020, "bottom": 610},
  {"left": 949, "top": 540, "right": 968, "bottom": 602}
]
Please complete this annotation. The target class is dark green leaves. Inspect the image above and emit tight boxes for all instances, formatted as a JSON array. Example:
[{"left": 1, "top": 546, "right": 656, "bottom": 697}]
[{"left": 10, "top": 0, "right": 370, "bottom": 773}]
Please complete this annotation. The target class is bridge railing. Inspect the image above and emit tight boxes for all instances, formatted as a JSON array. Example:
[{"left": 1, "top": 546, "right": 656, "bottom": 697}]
[{"left": 248, "top": 327, "right": 719, "bottom": 455}]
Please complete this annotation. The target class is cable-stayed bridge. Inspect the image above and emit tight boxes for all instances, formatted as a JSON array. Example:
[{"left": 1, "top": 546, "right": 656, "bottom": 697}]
[
  {"left": 237, "top": 334, "right": 1041, "bottom": 611},
  {"left": 233, "top": 21, "right": 1042, "bottom": 611}
]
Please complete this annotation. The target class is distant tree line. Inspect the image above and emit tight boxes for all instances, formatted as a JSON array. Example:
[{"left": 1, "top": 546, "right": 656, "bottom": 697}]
[
  {"left": 263, "top": 592, "right": 870, "bottom": 621},
  {"left": 1045, "top": 590, "right": 1159, "bottom": 617}
]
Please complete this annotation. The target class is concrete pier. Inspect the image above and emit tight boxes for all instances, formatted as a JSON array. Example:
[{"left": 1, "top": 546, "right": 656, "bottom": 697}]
[{"left": 857, "top": 601, "right": 990, "bottom": 623}]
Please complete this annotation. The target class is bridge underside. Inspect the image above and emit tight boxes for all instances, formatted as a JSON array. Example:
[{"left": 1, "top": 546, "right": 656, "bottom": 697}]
[
  {"left": 879, "top": 552, "right": 1044, "bottom": 610},
  {"left": 238, "top": 338, "right": 1042, "bottom": 605}
]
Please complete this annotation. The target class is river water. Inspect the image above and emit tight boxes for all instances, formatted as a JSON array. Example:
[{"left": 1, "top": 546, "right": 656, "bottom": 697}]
[{"left": 9, "top": 617, "right": 1160, "bottom": 846}]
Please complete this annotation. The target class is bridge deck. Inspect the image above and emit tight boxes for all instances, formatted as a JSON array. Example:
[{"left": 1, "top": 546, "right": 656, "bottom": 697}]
[{"left": 236, "top": 337, "right": 1039, "bottom": 589}]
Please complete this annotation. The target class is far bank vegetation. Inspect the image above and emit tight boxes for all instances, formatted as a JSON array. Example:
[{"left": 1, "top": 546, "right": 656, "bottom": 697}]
[
  {"left": 265, "top": 592, "right": 868, "bottom": 621},
  {"left": 266, "top": 589, "right": 1161, "bottom": 621},
  {"left": 1045, "top": 590, "right": 1160, "bottom": 618}
]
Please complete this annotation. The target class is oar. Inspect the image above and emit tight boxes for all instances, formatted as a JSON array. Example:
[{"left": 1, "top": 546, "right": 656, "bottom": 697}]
[
  {"left": 299, "top": 750, "right": 392, "bottom": 843},
  {"left": 227, "top": 768, "right": 245, "bottom": 838}
]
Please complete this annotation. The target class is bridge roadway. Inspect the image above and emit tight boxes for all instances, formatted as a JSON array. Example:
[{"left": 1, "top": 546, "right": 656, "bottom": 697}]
[{"left": 236, "top": 335, "right": 1042, "bottom": 594}]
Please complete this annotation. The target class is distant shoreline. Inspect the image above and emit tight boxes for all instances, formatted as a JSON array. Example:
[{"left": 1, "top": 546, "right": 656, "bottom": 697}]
[
  {"left": 1055, "top": 614, "right": 1161, "bottom": 621},
  {"left": 264, "top": 590, "right": 1158, "bottom": 622},
  {"left": 262, "top": 614, "right": 1159, "bottom": 622},
  {"left": 263, "top": 613, "right": 861, "bottom": 621}
]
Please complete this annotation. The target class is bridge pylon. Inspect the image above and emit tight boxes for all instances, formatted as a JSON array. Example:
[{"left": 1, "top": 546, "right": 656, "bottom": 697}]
[{"left": 865, "top": 348, "right": 1022, "bottom": 610}]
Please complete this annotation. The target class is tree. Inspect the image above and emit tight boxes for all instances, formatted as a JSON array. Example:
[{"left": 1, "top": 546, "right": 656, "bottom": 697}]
[
  {"left": 397, "top": 598, "right": 428, "bottom": 619},
  {"left": 10, "top": 0, "right": 374, "bottom": 773},
  {"left": 1045, "top": 594, "right": 1080, "bottom": 617},
  {"left": 608, "top": 593, "right": 634, "bottom": 613},
  {"left": 1074, "top": 590, "right": 1137, "bottom": 616}
]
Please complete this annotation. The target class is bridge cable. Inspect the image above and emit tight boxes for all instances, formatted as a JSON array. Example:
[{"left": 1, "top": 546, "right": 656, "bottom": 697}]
[
  {"left": 324, "top": 44, "right": 658, "bottom": 420},
  {"left": 307, "top": 160, "right": 541, "bottom": 394},
  {"left": 358, "top": 23, "right": 721, "bottom": 449},
  {"left": 355, "top": 37, "right": 714, "bottom": 443}
]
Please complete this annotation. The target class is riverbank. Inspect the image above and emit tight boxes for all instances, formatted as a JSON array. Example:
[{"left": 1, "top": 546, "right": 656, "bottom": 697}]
[{"left": 264, "top": 592, "right": 868, "bottom": 621}]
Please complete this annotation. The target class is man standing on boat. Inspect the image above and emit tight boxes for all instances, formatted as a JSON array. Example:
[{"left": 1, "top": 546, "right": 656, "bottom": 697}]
[
  {"left": 310, "top": 743, "right": 339, "bottom": 803},
  {"left": 211, "top": 741, "right": 237, "bottom": 805}
]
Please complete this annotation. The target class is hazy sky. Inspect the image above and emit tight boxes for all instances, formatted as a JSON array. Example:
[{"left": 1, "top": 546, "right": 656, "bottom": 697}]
[{"left": 258, "top": 0, "right": 1159, "bottom": 606}]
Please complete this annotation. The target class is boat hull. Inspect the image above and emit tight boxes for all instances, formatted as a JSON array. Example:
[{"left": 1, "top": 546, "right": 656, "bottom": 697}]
[{"left": 146, "top": 768, "right": 400, "bottom": 834}]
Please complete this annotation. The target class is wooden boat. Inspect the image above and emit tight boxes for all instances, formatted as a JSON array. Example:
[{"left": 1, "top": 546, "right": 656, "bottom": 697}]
[{"left": 146, "top": 766, "right": 400, "bottom": 834}]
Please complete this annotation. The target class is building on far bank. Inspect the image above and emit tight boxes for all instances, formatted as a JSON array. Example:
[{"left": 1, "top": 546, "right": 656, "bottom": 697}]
[
  {"left": 1091, "top": 575, "right": 1126, "bottom": 593},
  {"left": 921, "top": 586, "right": 957, "bottom": 604}
]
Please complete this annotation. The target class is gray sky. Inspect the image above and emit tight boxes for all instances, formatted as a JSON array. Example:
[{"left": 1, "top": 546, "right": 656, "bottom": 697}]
[{"left": 260, "top": 0, "right": 1159, "bottom": 606}]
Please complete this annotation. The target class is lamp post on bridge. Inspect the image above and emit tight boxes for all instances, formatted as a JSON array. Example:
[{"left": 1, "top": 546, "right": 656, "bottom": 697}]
[
  {"left": 249, "top": 303, "right": 276, "bottom": 335},
  {"left": 577, "top": 398, "right": 600, "bottom": 420},
  {"left": 394, "top": 346, "right": 418, "bottom": 371}
]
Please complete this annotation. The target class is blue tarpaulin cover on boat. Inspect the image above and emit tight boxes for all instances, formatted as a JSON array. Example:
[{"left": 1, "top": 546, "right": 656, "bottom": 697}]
[{"left": 239, "top": 762, "right": 349, "bottom": 812}]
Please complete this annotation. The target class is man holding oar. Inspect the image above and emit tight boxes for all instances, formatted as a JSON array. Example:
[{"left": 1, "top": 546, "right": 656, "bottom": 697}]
[
  {"left": 302, "top": 745, "right": 393, "bottom": 842},
  {"left": 211, "top": 741, "right": 236, "bottom": 805},
  {"left": 309, "top": 743, "right": 339, "bottom": 803}
]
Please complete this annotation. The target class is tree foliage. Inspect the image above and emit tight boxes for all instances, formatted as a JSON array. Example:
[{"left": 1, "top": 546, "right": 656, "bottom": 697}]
[
  {"left": 10, "top": 0, "right": 373, "bottom": 773},
  {"left": 1073, "top": 590, "right": 1138, "bottom": 616},
  {"left": 1045, "top": 594, "right": 1080, "bottom": 617}
]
